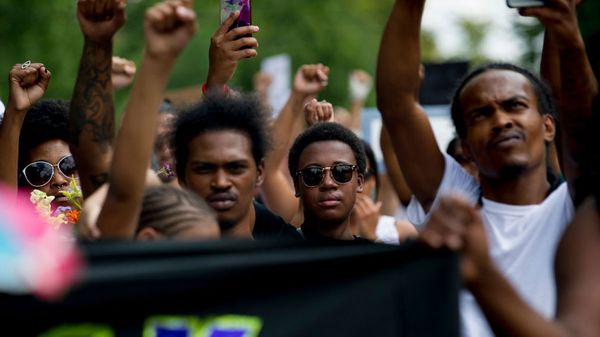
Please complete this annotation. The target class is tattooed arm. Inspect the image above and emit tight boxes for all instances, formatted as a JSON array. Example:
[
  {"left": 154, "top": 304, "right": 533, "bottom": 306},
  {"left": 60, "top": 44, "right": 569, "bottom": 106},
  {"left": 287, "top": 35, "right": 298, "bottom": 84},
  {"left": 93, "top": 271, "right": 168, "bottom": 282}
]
[{"left": 69, "top": 0, "right": 126, "bottom": 198}]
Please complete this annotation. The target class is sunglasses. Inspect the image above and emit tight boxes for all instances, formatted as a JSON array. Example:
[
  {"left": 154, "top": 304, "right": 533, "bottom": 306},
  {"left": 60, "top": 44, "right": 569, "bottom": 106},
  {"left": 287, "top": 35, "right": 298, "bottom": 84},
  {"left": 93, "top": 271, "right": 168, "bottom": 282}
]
[
  {"left": 296, "top": 164, "right": 358, "bottom": 187},
  {"left": 22, "top": 155, "right": 77, "bottom": 187}
]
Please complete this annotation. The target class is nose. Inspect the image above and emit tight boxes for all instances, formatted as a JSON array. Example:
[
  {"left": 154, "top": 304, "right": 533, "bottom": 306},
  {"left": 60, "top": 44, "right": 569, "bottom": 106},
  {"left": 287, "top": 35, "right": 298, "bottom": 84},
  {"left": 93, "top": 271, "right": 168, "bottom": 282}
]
[
  {"left": 320, "top": 168, "right": 337, "bottom": 189},
  {"left": 211, "top": 169, "right": 231, "bottom": 190},
  {"left": 491, "top": 109, "right": 513, "bottom": 133},
  {"left": 50, "top": 170, "right": 70, "bottom": 190}
]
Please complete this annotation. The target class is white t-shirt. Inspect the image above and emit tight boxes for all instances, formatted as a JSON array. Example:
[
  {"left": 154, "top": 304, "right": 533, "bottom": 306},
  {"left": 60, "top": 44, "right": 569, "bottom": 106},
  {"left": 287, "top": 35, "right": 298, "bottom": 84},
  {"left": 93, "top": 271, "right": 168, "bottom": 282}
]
[
  {"left": 376, "top": 215, "right": 400, "bottom": 245},
  {"left": 409, "top": 153, "right": 574, "bottom": 337}
]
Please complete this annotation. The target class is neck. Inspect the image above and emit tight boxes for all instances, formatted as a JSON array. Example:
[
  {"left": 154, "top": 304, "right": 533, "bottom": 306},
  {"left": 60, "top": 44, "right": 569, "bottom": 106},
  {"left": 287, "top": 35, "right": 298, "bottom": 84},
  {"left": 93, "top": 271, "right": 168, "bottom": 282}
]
[
  {"left": 221, "top": 204, "right": 256, "bottom": 239},
  {"left": 304, "top": 215, "right": 354, "bottom": 240},
  {"left": 479, "top": 164, "right": 550, "bottom": 205}
]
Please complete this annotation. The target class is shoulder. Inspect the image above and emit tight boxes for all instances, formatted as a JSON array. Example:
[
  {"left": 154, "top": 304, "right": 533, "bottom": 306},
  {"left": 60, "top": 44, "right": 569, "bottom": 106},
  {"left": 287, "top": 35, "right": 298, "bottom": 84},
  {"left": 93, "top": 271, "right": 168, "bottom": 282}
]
[{"left": 253, "top": 201, "right": 303, "bottom": 240}]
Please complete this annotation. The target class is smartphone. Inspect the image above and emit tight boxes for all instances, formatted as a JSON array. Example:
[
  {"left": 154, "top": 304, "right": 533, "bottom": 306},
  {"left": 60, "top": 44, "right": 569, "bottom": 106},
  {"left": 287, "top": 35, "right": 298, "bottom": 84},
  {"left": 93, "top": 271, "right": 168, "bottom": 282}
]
[
  {"left": 506, "top": 0, "right": 545, "bottom": 8},
  {"left": 220, "top": 0, "right": 252, "bottom": 30}
]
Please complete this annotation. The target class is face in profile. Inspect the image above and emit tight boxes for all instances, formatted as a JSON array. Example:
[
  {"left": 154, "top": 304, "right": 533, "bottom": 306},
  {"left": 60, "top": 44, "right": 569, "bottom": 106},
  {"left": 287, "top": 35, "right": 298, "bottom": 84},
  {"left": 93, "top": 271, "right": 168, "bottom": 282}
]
[
  {"left": 459, "top": 70, "right": 555, "bottom": 178},
  {"left": 295, "top": 140, "right": 363, "bottom": 226},
  {"left": 181, "top": 130, "right": 263, "bottom": 230},
  {"left": 22, "top": 139, "right": 77, "bottom": 208}
]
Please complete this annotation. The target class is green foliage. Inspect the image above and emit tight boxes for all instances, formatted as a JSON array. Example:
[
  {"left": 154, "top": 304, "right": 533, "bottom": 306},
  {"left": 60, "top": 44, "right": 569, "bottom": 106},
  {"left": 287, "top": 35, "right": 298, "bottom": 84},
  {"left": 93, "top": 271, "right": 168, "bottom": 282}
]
[
  {"left": 0, "top": 0, "right": 410, "bottom": 111},
  {"left": 456, "top": 17, "right": 491, "bottom": 66}
]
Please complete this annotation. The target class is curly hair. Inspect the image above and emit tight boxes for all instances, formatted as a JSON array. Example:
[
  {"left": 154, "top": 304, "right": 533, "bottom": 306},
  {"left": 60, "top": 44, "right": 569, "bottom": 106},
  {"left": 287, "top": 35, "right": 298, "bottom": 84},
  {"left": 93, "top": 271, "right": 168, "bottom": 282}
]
[
  {"left": 450, "top": 63, "right": 556, "bottom": 139},
  {"left": 172, "top": 92, "right": 272, "bottom": 180},
  {"left": 18, "top": 99, "right": 70, "bottom": 187},
  {"left": 288, "top": 122, "right": 367, "bottom": 183}
]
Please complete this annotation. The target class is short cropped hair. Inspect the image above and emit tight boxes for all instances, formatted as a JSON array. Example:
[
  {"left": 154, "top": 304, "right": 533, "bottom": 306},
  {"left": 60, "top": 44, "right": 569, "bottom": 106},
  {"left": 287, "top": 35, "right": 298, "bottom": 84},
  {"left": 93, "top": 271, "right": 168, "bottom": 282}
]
[
  {"left": 288, "top": 122, "right": 367, "bottom": 181},
  {"left": 137, "top": 185, "right": 218, "bottom": 238},
  {"left": 173, "top": 92, "right": 272, "bottom": 180},
  {"left": 18, "top": 99, "right": 70, "bottom": 186},
  {"left": 450, "top": 63, "right": 556, "bottom": 139}
]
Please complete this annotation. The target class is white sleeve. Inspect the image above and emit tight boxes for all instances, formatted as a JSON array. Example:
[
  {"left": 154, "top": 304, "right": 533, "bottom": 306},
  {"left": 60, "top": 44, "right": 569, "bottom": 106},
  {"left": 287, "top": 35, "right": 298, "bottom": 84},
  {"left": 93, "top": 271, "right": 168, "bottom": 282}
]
[{"left": 407, "top": 153, "right": 480, "bottom": 228}]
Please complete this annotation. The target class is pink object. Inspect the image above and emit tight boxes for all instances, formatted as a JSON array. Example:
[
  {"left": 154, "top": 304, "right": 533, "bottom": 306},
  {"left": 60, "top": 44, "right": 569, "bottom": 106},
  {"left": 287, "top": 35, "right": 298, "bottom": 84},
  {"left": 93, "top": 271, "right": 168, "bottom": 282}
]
[{"left": 0, "top": 186, "right": 83, "bottom": 301}]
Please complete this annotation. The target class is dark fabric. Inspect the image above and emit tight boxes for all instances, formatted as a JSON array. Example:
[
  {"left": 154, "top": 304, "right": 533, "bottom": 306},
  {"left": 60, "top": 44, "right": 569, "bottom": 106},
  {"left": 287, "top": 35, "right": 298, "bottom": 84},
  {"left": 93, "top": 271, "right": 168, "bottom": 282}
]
[
  {"left": 0, "top": 240, "right": 460, "bottom": 337},
  {"left": 300, "top": 222, "right": 370, "bottom": 243},
  {"left": 252, "top": 200, "right": 302, "bottom": 240}
]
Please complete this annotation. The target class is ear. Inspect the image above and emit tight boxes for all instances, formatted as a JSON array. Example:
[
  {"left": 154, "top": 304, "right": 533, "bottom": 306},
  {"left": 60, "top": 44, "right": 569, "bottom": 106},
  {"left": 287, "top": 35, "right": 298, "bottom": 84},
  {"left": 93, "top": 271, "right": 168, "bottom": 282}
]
[
  {"left": 293, "top": 177, "right": 301, "bottom": 198},
  {"left": 461, "top": 139, "right": 473, "bottom": 161},
  {"left": 542, "top": 114, "right": 556, "bottom": 143},
  {"left": 136, "top": 227, "right": 164, "bottom": 241},
  {"left": 255, "top": 158, "right": 265, "bottom": 187},
  {"left": 356, "top": 173, "right": 364, "bottom": 193}
]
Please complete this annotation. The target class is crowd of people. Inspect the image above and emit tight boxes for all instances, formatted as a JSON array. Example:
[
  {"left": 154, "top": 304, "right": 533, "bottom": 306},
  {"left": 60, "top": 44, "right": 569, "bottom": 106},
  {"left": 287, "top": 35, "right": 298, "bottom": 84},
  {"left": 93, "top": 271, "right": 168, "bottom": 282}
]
[{"left": 0, "top": 0, "right": 598, "bottom": 336}]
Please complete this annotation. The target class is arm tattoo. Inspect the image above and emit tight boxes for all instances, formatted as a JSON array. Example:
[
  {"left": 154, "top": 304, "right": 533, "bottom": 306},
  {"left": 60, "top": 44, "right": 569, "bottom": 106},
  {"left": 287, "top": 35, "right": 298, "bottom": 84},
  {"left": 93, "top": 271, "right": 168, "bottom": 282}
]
[{"left": 70, "top": 41, "right": 115, "bottom": 152}]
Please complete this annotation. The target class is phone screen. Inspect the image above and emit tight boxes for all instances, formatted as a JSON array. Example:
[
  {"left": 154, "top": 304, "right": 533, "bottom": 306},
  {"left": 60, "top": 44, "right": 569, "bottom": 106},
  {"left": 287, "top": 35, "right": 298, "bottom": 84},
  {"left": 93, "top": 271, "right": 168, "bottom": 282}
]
[
  {"left": 506, "top": 0, "right": 545, "bottom": 8},
  {"left": 220, "top": 0, "right": 252, "bottom": 28}
]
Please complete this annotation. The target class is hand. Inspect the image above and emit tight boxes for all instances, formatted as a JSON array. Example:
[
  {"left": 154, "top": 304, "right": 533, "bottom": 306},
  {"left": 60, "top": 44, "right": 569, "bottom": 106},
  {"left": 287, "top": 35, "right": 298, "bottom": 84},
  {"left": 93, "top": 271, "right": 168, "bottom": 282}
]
[
  {"left": 144, "top": 0, "right": 197, "bottom": 61},
  {"left": 253, "top": 72, "right": 273, "bottom": 95},
  {"left": 77, "top": 0, "right": 127, "bottom": 43},
  {"left": 519, "top": 0, "right": 583, "bottom": 48},
  {"left": 293, "top": 64, "right": 329, "bottom": 98},
  {"left": 7, "top": 62, "right": 51, "bottom": 112},
  {"left": 111, "top": 56, "right": 136, "bottom": 90},
  {"left": 206, "top": 11, "right": 259, "bottom": 90},
  {"left": 76, "top": 183, "right": 108, "bottom": 241},
  {"left": 353, "top": 194, "right": 382, "bottom": 241},
  {"left": 420, "top": 195, "right": 491, "bottom": 286},
  {"left": 349, "top": 69, "right": 372, "bottom": 102},
  {"left": 304, "top": 98, "right": 334, "bottom": 126}
]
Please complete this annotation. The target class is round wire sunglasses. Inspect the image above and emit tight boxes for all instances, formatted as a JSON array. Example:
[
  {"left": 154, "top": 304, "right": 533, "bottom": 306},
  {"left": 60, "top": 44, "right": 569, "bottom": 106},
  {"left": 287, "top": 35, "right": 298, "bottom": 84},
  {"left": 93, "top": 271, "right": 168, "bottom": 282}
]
[{"left": 21, "top": 155, "right": 77, "bottom": 187}]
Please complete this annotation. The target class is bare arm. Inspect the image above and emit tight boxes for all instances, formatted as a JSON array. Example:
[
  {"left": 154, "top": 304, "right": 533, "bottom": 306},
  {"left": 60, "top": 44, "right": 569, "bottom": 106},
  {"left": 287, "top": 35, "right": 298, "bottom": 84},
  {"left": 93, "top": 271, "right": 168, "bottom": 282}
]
[
  {"left": 69, "top": 0, "right": 126, "bottom": 198},
  {"left": 96, "top": 0, "right": 197, "bottom": 239},
  {"left": 261, "top": 64, "right": 329, "bottom": 221},
  {"left": 0, "top": 63, "right": 51, "bottom": 189},
  {"left": 380, "top": 126, "right": 412, "bottom": 205},
  {"left": 522, "top": 0, "right": 598, "bottom": 197},
  {"left": 376, "top": 0, "right": 444, "bottom": 211}
]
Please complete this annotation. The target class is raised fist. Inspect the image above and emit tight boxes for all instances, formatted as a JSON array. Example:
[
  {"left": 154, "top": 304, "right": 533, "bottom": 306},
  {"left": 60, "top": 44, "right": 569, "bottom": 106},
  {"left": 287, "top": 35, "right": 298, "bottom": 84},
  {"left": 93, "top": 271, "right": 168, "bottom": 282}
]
[
  {"left": 7, "top": 62, "right": 51, "bottom": 112},
  {"left": 144, "top": 0, "right": 197, "bottom": 60},
  {"left": 111, "top": 56, "right": 136, "bottom": 90},
  {"left": 77, "top": 0, "right": 127, "bottom": 42},
  {"left": 304, "top": 98, "right": 334, "bottom": 126},
  {"left": 293, "top": 64, "right": 330, "bottom": 98}
]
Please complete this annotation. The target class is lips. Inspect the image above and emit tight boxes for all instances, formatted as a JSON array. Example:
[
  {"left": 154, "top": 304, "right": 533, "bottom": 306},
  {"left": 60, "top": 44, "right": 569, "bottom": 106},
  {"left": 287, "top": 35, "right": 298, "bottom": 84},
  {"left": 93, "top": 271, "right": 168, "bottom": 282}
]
[
  {"left": 318, "top": 194, "right": 342, "bottom": 208},
  {"left": 206, "top": 192, "right": 238, "bottom": 211},
  {"left": 51, "top": 195, "right": 70, "bottom": 207},
  {"left": 490, "top": 131, "right": 523, "bottom": 148}
]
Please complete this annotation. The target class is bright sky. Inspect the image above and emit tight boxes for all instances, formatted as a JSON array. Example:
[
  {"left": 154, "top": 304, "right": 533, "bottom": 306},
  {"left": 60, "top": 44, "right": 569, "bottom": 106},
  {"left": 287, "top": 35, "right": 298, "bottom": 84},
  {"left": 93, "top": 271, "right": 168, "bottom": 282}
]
[{"left": 422, "top": 0, "right": 539, "bottom": 62}]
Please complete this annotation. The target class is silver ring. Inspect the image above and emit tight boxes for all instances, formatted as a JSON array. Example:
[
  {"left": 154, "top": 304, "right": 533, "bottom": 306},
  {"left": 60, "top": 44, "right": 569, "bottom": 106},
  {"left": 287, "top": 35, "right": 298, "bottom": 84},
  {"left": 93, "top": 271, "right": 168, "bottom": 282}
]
[{"left": 20, "top": 60, "right": 31, "bottom": 70}]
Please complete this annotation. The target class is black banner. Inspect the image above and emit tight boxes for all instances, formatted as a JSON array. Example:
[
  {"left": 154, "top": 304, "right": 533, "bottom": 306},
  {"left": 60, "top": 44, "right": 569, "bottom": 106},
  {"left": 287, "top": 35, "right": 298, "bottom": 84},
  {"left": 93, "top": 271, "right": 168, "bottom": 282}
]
[{"left": 0, "top": 240, "right": 460, "bottom": 337}]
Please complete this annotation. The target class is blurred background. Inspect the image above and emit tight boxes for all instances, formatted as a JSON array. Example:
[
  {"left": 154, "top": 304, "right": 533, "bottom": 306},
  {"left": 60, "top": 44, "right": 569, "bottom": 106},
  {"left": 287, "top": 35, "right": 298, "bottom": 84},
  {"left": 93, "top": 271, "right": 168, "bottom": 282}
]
[{"left": 0, "top": 0, "right": 599, "bottom": 117}]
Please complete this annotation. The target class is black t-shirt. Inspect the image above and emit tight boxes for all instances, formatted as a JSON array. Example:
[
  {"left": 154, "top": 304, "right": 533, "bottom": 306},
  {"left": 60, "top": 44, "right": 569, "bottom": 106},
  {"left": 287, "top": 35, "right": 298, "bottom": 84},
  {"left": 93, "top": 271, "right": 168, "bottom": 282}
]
[
  {"left": 252, "top": 200, "right": 303, "bottom": 240},
  {"left": 299, "top": 223, "right": 370, "bottom": 243}
]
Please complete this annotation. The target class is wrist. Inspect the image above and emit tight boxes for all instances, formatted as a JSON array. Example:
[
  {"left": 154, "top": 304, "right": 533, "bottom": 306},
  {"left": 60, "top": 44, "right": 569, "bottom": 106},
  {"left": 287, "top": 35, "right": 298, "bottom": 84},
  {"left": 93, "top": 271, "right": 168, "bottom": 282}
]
[
  {"left": 465, "top": 256, "right": 498, "bottom": 293},
  {"left": 4, "top": 102, "right": 28, "bottom": 116},
  {"left": 142, "top": 50, "right": 177, "bottom": 69},
  {"left": 290, "top": 89, "right": 313, "bottom": 104},
  {"left": 202, "top": 82, "right": 229, "bottom": 95}
]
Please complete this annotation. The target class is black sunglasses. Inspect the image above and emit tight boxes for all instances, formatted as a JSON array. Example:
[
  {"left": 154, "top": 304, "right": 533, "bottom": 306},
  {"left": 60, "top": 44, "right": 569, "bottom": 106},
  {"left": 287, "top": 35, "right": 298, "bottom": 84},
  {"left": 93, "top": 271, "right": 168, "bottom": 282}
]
[
  {"left": 296, "top": 164, "right": 358, "bottom": 187},
  {"left": 22, "top": 155, "right": 77, "bottom": 187}
]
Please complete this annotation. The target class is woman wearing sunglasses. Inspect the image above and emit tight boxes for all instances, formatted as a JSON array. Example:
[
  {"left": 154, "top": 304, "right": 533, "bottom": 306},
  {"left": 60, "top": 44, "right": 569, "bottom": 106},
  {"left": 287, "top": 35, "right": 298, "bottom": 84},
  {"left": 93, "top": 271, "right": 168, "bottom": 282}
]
[
  {"left": 288, "top": 122, "right": 368, "bottom": 241},
  {"left": 18, "top": 99, "right": 77, "bottom": 209}
]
